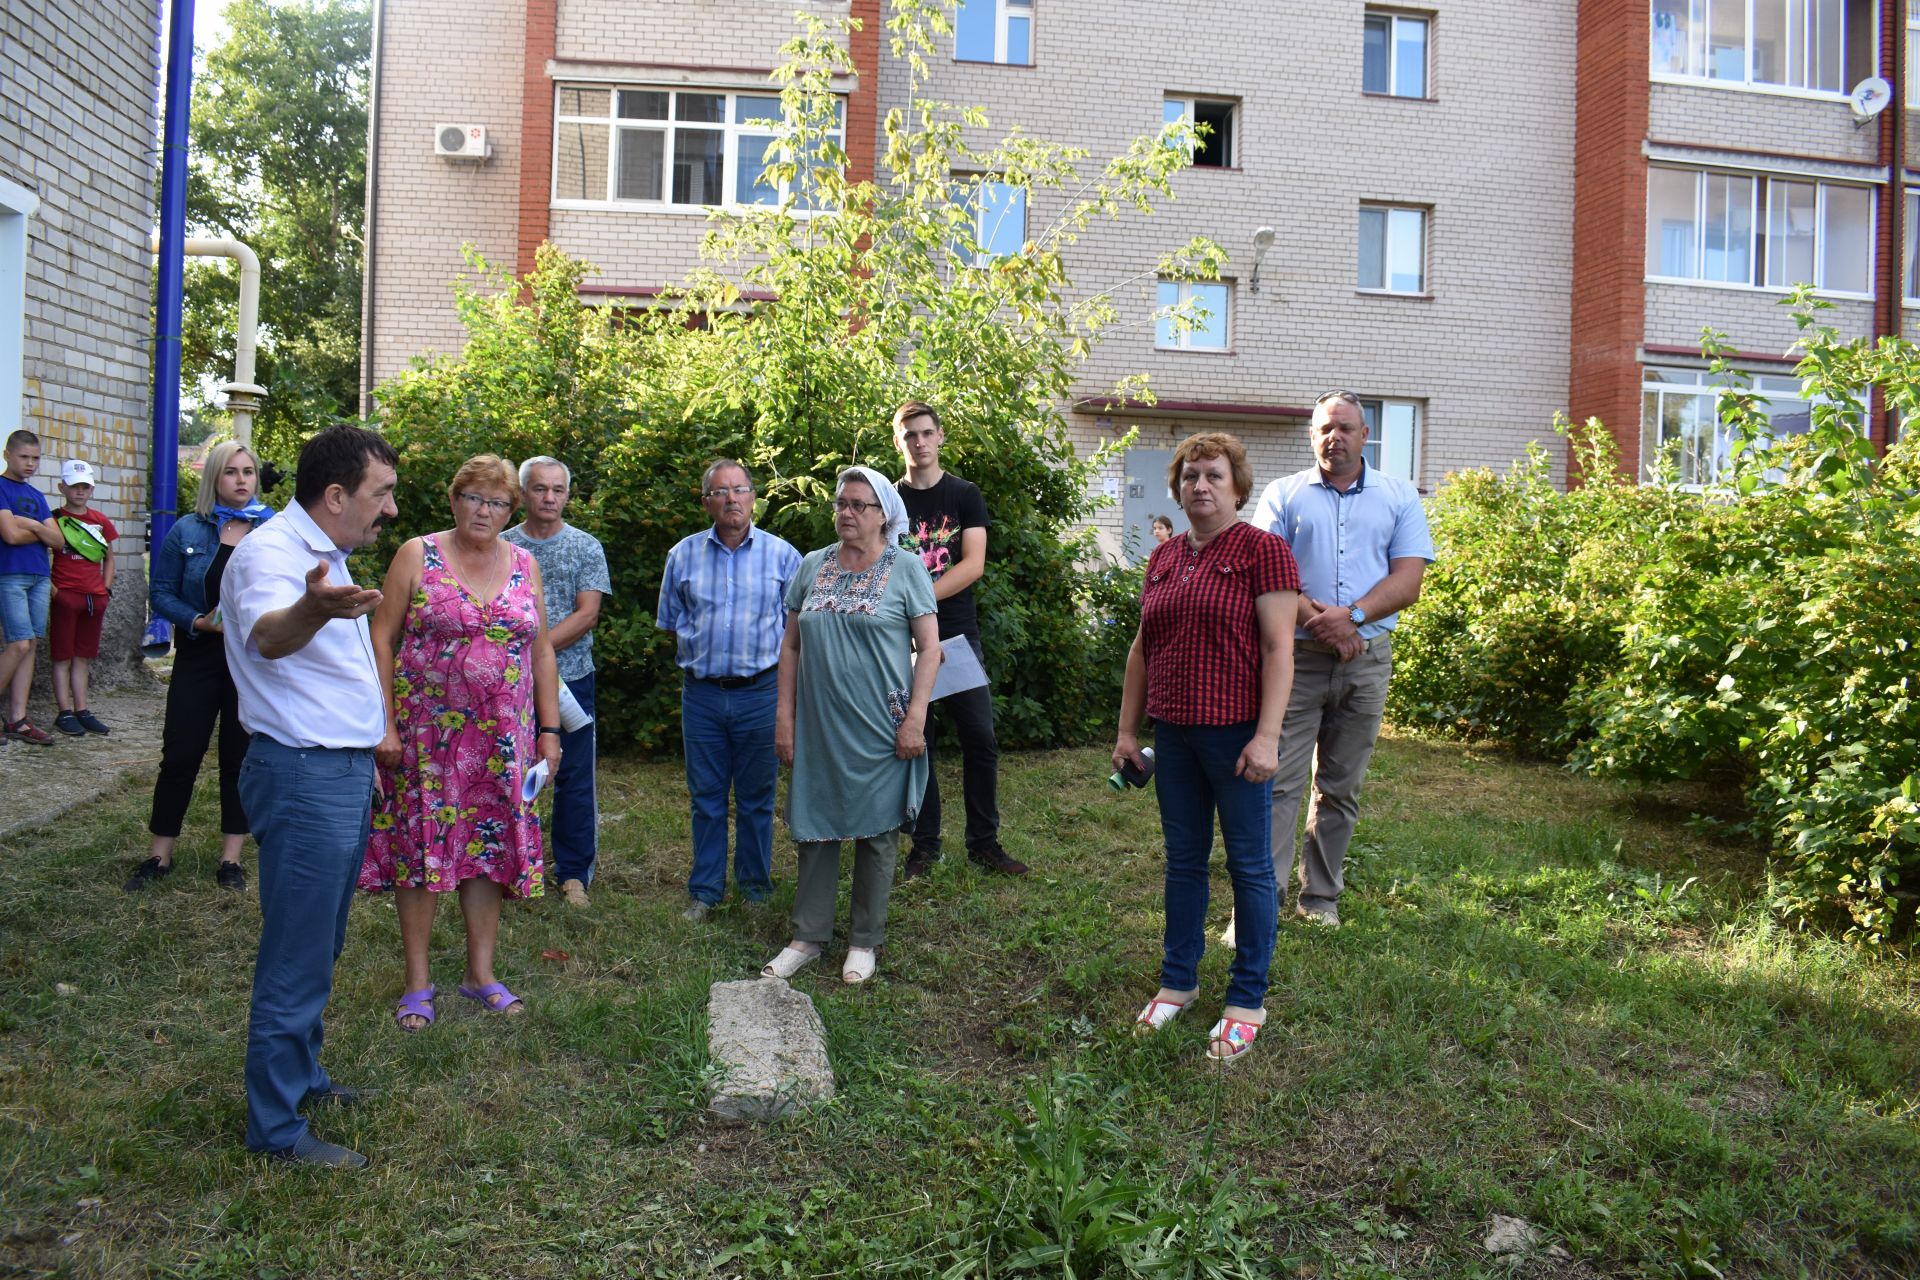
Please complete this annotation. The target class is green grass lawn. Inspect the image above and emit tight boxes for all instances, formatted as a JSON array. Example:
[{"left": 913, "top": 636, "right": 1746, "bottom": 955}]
[{"left": 3, "top": 734, "right": 1917, "bottom": 1278}]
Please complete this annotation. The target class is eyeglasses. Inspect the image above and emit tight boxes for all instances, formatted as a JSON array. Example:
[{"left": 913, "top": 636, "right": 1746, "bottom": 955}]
[
  {"left": 455, "top": 491, "right": 513, "bottom": 513},
  {"left": 1316, "top": 389, "right": 1362, "bottom": 406},
  {"left": 833, "top": 497, "right": 881, "bottom": 515},
  {"left": 703, "top": 484, "right": 754, "bottom": 499}
]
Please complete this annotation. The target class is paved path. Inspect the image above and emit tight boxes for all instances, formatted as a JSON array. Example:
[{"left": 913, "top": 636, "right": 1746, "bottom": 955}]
[{"left": 0, "top": 673, "right": 168, "bottom": 840}]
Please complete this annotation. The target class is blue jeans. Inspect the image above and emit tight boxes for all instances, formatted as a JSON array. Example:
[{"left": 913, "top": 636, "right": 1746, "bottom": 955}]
[
  {"left": 0, "top": 572, "right": 50, "bottom": 643},
  {"left": 682, "top": 670, "right": 778, "bottom": 905},
  {"left": 549, "top": 673, "right": 598, "bottom": 886},
  {"left": 1153, "top": 721, "right": 1278, "bottom": 1010},
  {"left": 238, "top": 735, "right": 375, "bottom": 1154}
]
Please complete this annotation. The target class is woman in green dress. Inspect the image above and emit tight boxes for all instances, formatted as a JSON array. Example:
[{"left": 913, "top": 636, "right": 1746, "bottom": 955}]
[{"left": 765, "top": 466, "right": 942, "bottom": 984}]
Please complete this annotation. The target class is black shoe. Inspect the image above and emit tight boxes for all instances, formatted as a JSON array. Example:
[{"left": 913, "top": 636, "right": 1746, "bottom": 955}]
[
  {"left": 52, "top": 710, "right": 83, "bottom": 736},
  {"left": 123, "top": 857, "right": 173, "bottom": 892},
  {"left": 75, "top": 710, "right": 109, "bottom": 735},
  {"left": 902, "top": 848, "right": 939, "bottom": 880},
  {"left": 270, "top": 1131, "right": 368, "bottom": 1169},
  {"left": 302, "top": 1083, "right": 381, "bottom": 1110},
  {"left": 216, "top": 861, "right": 246, "bottom": 891},
  {"left": 968, "top": 845, "right": 1030, "bottom": 876}
]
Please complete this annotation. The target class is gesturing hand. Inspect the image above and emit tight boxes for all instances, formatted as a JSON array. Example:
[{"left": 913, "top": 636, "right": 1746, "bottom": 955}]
[{"left": 304, "top": 560, "right": 382, "bottom": 620}]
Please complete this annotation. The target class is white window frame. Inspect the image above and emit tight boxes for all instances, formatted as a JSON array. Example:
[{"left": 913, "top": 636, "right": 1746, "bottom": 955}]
[
  {"left": 1906, "top": 189, "right": 1920, "bottom": 304},
  {"left": 1649, "top": 0, "right": 1879, "bottom": 101},
  {"left": 1162, "top": 95, "right": 1238, "bottom": 168},
  {"left": 550, "top": 86, "right": 843, "bottom": 213},
  {"left": 1359, "top": 398, "right": 1420, "bottom": 482},
  {"left": 1909, "top": 1, "right": 1920, "bottom": 104},
  {"left": 955, "top": 0, "right": 1034, "bottom": 66},
  {"left": 1357, "top": 203, "right": 1429, "bottom": 295},
  {"left": 1155, "top": 279, "right": 1231, "bottom": 351},
  {"left": 1644, "top": 165, "right": 1875, "bottom": 298},
  {"left": 1640, "top": 364, "right": 1852, "bottom": 486},
  {"left": 1363, "top": 9, "right": 1431, "bottom": 98},
  {"left": 0, "top": 176, "right": 37, "bottom": 437}
]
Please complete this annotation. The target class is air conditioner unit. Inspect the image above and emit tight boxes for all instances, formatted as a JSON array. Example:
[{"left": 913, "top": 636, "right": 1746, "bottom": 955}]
[{"left": 434, "top": 124, "right": 488, "bottom": 160}]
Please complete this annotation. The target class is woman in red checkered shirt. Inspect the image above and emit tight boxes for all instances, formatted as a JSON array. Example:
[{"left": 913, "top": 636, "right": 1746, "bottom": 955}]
[{"left": 1113, "top": 431, "right": 1299, "bottom": 1064}]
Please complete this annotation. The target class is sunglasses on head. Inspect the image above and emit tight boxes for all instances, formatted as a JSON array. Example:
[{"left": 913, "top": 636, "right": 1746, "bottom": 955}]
[{"left": 1316, "top": 389, "right": 1362, "bottom": 406}]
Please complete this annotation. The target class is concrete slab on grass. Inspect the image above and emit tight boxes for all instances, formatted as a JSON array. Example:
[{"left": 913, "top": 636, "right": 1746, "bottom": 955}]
[{"left": 706, "top": 978, "right": 834, "bottom": 1122}]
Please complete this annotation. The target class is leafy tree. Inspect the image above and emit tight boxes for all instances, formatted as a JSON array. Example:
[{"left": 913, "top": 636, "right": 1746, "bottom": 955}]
[
  {"left": 375, "top": 1, "right": 1215, "bottom": 752},
  {"left": 179, "top": 0, "right": 369, "bottom": 464}
]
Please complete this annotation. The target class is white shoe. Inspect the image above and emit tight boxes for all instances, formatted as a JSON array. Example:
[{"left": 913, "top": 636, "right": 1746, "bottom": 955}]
[
  {"left": 842, "top": 946, "right": 876, "bottom": 984},
  {"left": 561, "top": 878, "right": 589, "bottom": 908},
  {"left": 1218, "top": 912, "right": 1237, "bottom": 949},
  {"left": 761, "top": 945, "right": 819, "bottom": 980}
]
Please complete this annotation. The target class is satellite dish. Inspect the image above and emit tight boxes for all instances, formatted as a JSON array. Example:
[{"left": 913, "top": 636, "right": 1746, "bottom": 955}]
[{"left": 1849, "top": 76, "right": 1892, "bottom": 119}]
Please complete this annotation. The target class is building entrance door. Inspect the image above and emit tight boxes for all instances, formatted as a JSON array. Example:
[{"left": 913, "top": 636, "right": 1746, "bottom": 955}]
[{"left": 1121, "top": 448, "right": 1184, "bottom": 563}]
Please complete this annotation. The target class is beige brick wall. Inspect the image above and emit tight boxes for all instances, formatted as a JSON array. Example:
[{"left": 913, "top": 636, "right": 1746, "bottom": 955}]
[
  {"left": 1648, "top": 82, "right": 1882, "bottom": 165},
  {"left": 1644, "top": 282, "right": 1875, "bottom": 354},
  {"left": 364, "top": 0, "right": 529, "bottom": 394},
  {"left": 555, "top": 0, "right": 850, "bottom": 66}
]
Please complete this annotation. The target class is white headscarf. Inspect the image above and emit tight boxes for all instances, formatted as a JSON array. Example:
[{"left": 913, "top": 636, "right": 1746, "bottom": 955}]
[{"left": 837, "top": 465, "right": 909, "bottom": 546}]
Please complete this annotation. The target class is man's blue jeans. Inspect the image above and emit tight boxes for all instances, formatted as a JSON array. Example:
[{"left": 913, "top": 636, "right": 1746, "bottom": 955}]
[
  {"left": 682, "top": 670, "right": 778, "bottom": 905},
  {"left": 238, "top": 735, "right": 374, "bottom": 1154},
  {"left": 550, "top": 672, "right": 598, "bottom": 886},
  {"left": 1153, "top": 720, "right": 1278, "bottom": 1010}
]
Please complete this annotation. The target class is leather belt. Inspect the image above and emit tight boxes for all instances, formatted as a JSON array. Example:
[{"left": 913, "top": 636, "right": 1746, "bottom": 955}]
[
  {"left": 691, "top": 665, "right": 777, "bottom": 689},
  {"left": 1299, "top": 638, "right": 1372, "bottom": 656}
]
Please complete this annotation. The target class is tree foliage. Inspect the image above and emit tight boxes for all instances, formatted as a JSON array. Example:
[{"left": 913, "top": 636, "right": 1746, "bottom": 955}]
[
  {"left": 180, "top": 0, "right": 369, "bottom": 463},
  {"left": 375, "top": 2, "right": 1209, "bottom": 753}
]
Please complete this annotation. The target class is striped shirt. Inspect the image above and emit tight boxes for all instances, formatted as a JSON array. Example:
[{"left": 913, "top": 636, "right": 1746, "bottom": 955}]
[
  {"left": 657, "top": 523, "right": 802, "bottom": 679},
  {"left": 1139, "top": 521, "right": 1300, "bottom": 726}
]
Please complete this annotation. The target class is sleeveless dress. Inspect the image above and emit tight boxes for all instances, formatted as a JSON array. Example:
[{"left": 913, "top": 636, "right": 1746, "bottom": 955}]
[{"left": 360, "top": 534, "right": 545, "bottom": 898}]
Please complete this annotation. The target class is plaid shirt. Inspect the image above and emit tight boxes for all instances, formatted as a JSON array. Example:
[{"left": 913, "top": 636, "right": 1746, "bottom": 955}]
[{"left": 1139, "top": 520, "right": 1300, "bottom": 726}]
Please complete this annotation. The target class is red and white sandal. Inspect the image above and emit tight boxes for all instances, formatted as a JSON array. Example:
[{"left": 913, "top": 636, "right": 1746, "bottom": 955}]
[
  {"left": 1205, "top": 1016, "right": 1261, "bottom": 1063},
  {"left": 1133, "top": 996, "right": 1191, "bottom": 1037}
]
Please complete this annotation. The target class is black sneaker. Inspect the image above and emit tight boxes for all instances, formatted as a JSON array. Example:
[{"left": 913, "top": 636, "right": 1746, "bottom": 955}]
[
  {"left": 123, "top": 857, "right": 173, "bottom": 892},
  {"left": 52, "top": 710, "right": 83, "bottom": 736},
  {"left": 902, "top": 848, "right": 939, "bottom": 880},
  {"left": 75, "top": 710, "right": 109, "bottom": 735},
  {"left": 216, "top": 861, "right": 247, "bottom": 891},
  {"left": 968, "top": 845, "right": 1030, "bottom": 876}
]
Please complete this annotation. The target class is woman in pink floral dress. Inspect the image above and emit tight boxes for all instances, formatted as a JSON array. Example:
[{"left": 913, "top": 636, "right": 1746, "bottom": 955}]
[{"left": 361, "top": 455, "right": 563, "bottom": 1030}]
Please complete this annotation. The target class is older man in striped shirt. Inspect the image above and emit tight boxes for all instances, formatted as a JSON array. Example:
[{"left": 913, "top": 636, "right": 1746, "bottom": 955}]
[{"left": 658, "top": 459, "right": 802, "bottom": 920}]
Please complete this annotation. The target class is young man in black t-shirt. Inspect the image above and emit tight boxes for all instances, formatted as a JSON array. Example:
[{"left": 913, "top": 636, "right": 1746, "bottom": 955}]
[{"left": 893, "top": 401, "right": 1027, "bottom": 877}]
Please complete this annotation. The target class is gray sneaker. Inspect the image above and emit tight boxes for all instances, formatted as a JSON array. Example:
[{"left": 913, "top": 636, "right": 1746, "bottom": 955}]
[
  {"left": 681, "top": 899, "right": 711, "bottom": 923},
  {"left": 1296, "top": 907, "right": 1341, "bottom": 929},
  {"left": 271, "top": 1131, "right": 368, "bottom": 1169}
]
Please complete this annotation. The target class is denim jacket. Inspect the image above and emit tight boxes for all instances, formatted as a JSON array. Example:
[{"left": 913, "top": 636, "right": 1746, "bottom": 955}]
[{"left": 149, "top": 512, "right": 266, "bottom": 643}]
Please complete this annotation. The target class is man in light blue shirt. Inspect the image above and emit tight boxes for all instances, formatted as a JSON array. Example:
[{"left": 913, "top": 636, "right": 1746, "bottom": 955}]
[
  {"left": 1248, "top": 390, "right": 1434, "bottom": 928},
  {"left": 657, "top": 460, "right": 801, "bottom": 919}
]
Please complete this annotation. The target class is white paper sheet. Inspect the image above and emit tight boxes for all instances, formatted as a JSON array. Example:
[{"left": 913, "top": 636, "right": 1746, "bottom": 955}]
[
  {"left": 925, "top": 634, "right": 989, "bottom": 701},
  {"left": 522, "top": 759, "right": 551, "bottom": 803}
]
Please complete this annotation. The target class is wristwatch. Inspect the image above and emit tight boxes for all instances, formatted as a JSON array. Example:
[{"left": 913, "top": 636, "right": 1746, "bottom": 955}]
[
  {"left": 1347, "top": 605, "right": 1368, "bottom": 626},
  {"left": 538, "top": 726, "right": 562, "bottom": 736}
]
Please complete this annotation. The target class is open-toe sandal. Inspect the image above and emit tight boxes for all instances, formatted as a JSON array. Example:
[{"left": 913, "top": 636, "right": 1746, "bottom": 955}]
[
  {"left": 1133, "top": 995, "right": 1191, "bottom": 1037},
  {"left": 1205, "top": 1016, "right": 1261, "bottom": 1063},
  {"left": 458, "top": 981, "right": 523, "bottom": 1014},
  {"left": 762, "top": 946, "right": 819, "bottom": 980},
  {"left": 394, "top": 984, "right": 436, "bottom": 1032},
  {"left": 842, "top": 947, "right": 876, "bottom": 984}
]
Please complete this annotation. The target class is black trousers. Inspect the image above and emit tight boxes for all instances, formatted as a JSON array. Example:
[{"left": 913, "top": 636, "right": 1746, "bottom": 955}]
[
  {"left": 910, "top": 632, "right": 1001, "bottom": 857},
  {"left": 148, "top": 638, "right": 249, "bottom": 838}
]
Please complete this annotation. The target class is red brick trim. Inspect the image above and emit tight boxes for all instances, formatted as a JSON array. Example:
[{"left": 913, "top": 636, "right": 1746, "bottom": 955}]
[
  {"left": 1640, "top": 343, "right": 1798, "bottom": 365},
  {"left": 517, "top": 0, "right": 559, "bottom": 282},
  {"left": 847, "top": 0, "right": 881, "bottom": 187}
]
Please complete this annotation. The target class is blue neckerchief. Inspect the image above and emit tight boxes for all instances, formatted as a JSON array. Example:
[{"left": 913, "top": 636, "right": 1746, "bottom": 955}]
[{"left": 212, "top": 501, "right": 274, "bottom": 525}]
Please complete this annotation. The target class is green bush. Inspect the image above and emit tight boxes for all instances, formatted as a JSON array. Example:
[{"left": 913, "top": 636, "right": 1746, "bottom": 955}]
[{"left": 372, "top": 6, "right": 1216, "bottom": 754}]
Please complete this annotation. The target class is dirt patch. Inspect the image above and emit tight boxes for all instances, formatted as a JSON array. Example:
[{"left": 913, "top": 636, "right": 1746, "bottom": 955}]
[{"left": 0, "top": 665, "right": 167, "bottom": 841}]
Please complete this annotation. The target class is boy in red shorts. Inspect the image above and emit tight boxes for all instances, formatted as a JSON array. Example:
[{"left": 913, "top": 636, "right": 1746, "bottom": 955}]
[{"left": 50, "top": 459, "right": 116, "bottom": 736}]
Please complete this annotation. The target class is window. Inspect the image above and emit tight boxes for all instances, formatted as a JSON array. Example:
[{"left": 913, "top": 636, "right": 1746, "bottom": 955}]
[
  {"left": 1358, "top": 204, "right": 1427, "bottom": 293},
  {"left": 553, "top": 86, "right": 843, "bottom": 208},
  {"left": 955, "top": 0, "right": 1032, "bottom": 66},
  {"left": 1641, "top": 365, "right": 1838, "bottom": 485},
  {"left": 1907, "top": 190, "right": 1920, "bottom": 301},
  {"left": 1646, "top": 167, "right": 1872, "bottom": 294},
  {"left": 1155, "top": 280, "right": 1230, "bottom": 350},
  {"left": 0, "top": 177, "right": 35, "bottom": 437},
  {"left": 1910, "top": 1, "right": 1920, "bottom": 104},
  {"left": 955, "top": 179, "right": 1027, "bottom": 263},
  {"left": 1650, "top": 0, "right": 1875, "bottom": 94},
  {"left": 1363, "top": 10, "right": 1430, "bottom": 97},
  {"left": 1359, "top": 399, "right": 1420, "bottom": 481},
  {"left": 1162, "top": 96, "right": 1237, "bottom": 167}
]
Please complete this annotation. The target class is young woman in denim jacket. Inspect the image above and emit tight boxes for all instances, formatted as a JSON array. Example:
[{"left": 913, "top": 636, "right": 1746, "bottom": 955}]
[{"left": 124, "top": 441, "right": 275, "bottom": 892}]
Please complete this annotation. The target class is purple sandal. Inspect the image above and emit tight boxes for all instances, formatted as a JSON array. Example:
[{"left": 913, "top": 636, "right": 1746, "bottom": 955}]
[
  {"left": 394, "top": 984, "right": 436, "bottom": 1032},
  {"left": 458, "top": 981, "right": 524, "bottom": 1014}
]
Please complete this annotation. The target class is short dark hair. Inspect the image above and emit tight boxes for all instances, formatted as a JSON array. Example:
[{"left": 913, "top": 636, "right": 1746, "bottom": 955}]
[
  {"left": 892, "top": 400, "right": 941, "bottom": 434},
  {"left": 5, "top": 429, "right": 39, "bottom": 452},
  {"left": 1150, "top": 514, "right": 1173, "bottom": 531},
  {"left": 294, "top": 423, "right": 399, "bottom": 506}
]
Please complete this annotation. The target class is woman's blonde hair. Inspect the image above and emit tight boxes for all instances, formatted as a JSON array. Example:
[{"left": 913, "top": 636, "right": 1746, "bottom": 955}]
[
  {"left": 445, "top": 454, "right": 521, "bottom": 510},
  {"left": 195, "top": 441, "right": 259, "bottom": 517}
]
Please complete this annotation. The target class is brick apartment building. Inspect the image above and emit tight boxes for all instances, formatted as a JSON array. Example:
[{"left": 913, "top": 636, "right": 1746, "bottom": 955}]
[
  {"left": 1, "top": 0, "right": 162, "bottom": 673},
  {"left": 360, "top": 2, "right": 1919, "bottom": 552}
]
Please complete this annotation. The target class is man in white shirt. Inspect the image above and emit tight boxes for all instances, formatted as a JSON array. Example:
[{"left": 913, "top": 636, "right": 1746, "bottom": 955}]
[{"left": 221, "top": 424, "right": 397, "bottom": 1169}]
